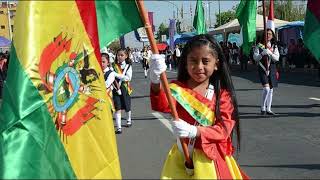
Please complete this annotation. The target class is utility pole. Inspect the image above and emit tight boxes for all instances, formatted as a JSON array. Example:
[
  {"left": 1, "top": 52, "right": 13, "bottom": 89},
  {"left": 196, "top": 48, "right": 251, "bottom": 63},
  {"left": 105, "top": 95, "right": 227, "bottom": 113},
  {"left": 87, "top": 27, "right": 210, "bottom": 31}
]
[
  {"left": 172, "top": 2, "right": 175, "bottom": 20},
  {"left": 205, "top": 1, "right": 209, "bottom": 29},
  {"left": 209, "top": 2, "right": 211, "bottom": 28},
  {"left": 7, "top": 1, "right": 12, "bottom": 40},
  {"left": 218, "top": 0, "right": 221, "bottom": 26},
  {"left": 190, "top": 2, "right": 193, "bottom": 31}
]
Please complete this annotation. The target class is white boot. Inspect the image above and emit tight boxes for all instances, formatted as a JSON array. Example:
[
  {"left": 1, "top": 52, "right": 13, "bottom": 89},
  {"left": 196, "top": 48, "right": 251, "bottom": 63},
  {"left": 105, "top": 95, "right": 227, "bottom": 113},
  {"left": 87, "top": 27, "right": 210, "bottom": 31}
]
[
  {"left": 261, "top": 87, "right": 270, "bottom": 114},
  {"left": 266, "top": 88, "right": 276, "bottom": 115},
  {"left": 126, "top": 111, "right": 132, "bottom": 127},
  {"left": 115, "top": 111, "right": 122, "bottom": 134},
  {"left": 144, "top": 68, "right": 147, "bottom": 78}
]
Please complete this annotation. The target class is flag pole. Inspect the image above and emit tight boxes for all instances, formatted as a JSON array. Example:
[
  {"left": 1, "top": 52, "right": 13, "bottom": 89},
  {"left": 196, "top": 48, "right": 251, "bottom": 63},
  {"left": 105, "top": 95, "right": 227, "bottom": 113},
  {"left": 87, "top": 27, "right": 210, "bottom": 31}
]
[
  {"left": 136, "top": 0, "right": 194, "bottom": 170},
  {"left": 262, "top": 0, "right": 267, "bottom": 48},
  {"left": 262, "top": 0, "right": 270, "bottom": 74}
]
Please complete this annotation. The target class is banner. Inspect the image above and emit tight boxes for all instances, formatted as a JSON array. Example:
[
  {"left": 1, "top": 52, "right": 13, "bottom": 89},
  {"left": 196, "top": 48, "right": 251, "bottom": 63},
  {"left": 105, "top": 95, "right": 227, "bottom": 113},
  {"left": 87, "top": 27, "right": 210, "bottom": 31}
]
[
  {"left": 148, "top": 11, "right": 155, "bottom": 32},
  {"left": 169, "top": 19, "right": 176, "bottom": 51}
]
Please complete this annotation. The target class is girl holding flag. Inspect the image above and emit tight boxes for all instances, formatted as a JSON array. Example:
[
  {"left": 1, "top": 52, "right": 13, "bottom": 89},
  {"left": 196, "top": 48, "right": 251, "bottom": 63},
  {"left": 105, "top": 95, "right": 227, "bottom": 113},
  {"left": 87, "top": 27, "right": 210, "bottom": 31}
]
[
  {"left": 112, "top": 48, "right": 133, "bottom": 134},
  {"left": 150, "top": 34, "right": 249, "bottom": 179},
  {"left": 253, "top": 29, "right": 279, "bottom": 116}
]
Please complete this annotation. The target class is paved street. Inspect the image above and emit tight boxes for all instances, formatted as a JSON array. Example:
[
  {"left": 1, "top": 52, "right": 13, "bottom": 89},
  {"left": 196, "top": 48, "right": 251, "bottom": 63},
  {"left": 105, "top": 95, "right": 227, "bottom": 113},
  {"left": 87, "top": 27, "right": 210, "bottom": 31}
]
[
  {"left": 116, "top": 63, "right": 320, "bottom": 179},
  {"left": 0, "top": 63, "right": 319, "bottom": 179}
]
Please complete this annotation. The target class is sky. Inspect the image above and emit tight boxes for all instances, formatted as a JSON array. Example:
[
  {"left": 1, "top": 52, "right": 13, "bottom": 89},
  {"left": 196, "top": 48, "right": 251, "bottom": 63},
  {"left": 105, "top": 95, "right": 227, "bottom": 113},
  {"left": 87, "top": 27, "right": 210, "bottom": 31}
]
[{"left": 144, "top": 0, "right": 240, "bottom": 29}]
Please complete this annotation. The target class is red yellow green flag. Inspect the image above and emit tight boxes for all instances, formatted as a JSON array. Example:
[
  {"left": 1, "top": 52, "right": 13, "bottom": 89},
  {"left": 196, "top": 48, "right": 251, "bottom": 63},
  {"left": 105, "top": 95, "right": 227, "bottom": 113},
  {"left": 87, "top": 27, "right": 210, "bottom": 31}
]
[
  {"left": 303, "top": 0, "right": 320, "bottom": 62},
  {"left": 0, "top": 1, "right": 145, "bottom": 178},
  {"left": 96, "top": 0, "right": 143, "bottom": 46}
]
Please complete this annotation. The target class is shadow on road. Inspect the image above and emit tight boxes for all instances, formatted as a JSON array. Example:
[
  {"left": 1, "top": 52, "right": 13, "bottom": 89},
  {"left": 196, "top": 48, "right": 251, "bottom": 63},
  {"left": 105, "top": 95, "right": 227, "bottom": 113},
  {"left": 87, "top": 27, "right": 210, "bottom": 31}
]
[
  {"left": 235, "top": 88, "right": 261, "bottom": 91},
  {"left": 239, "top": 104, "right": 320, "bottom": 109},
  {"left": 131, "top": 117, "right": 158, "bottom": 121},
  {"left": 242, "top": 164, "right": 320, "bottom": 170},
  {"left": 231, "top": 64, "right": 320, "bottom": 87},
  {"left": 239, "top": 112, "right": 320, "bottom": 119},
  {"left": 131, "top": 95, "right": 149, "bottom": 99}
]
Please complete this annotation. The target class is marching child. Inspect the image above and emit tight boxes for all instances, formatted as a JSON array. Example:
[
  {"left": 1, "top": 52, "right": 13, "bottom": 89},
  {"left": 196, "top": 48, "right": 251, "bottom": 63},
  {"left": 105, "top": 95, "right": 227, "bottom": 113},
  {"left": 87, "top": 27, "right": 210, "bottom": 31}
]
[
  {"left": 253, "top": 29, "right": 279, "bottom": 116},
  {"left": 150, "top": 34, "right": 249, "bottom": 179},
  {"left": 112, "top": 48, "right": 133, "bottom": 134},
  {"left": 142, "top": 46, "right": 151, "bottom": 78},
  {"left": 101, "top": 53, "right": 121, "bottom": 113}
]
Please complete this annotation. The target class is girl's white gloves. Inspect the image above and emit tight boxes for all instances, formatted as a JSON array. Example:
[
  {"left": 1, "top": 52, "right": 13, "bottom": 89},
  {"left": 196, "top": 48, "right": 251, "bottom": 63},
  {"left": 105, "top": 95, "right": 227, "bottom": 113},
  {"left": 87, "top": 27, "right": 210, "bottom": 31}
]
[
  {"left": 150, "top": 54, "right": 167, "bottom": 84},
  {"left": 171, "top": 119, "right": 197, "bottom": 138},
  {"left": 115, "top": 73, "right": 125, "bottom": 80},
  {"left": 261, "top": 48, "right": 272, "bottom": 56},
  {"left": 116, "top": 89, "right": 122, "bottom": 95}
]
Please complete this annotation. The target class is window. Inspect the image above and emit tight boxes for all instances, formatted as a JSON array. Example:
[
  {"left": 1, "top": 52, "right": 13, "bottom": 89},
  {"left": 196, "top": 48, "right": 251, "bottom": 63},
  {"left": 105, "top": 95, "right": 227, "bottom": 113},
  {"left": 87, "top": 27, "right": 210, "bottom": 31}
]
[
  {"left": 0, "top": 11, "right": 3, "bottom": 14},
  {"left": 11, "top": 25, "right": 13, "bottom": 32},
  {"left": 1, "top": 25, "right": 5, "bottom": 29},
  {"left": 9, "top": 10, "right": 15, "bottom": 18}
]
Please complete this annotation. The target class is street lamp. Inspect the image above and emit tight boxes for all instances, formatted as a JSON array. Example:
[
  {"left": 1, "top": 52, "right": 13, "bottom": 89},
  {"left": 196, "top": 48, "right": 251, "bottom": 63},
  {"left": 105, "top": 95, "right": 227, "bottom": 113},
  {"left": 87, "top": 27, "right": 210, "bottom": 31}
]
[
  {"left": 164, "top": 1, "right": 179, "bottom": 20},
  {"left": 206, "top": 0, "right": 221, "bottom": 28},
  {"left": 162, "top": 1, "right": 183, "bottom": 32},
  {"left": 218, "top": 0, "right": 221, "bottom": 26}
]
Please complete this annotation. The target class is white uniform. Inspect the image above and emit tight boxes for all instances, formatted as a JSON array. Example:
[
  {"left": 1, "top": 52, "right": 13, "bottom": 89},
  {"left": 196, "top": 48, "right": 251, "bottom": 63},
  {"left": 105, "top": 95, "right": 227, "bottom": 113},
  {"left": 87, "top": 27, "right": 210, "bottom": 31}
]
[{"left": 103, "top": 67, "right": 116, "bottom": 90}]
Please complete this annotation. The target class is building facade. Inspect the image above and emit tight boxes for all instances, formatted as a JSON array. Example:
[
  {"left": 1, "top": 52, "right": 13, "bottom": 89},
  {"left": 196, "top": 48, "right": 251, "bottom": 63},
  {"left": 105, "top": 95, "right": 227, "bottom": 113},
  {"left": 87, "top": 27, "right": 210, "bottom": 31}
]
[{"left": 0, "top": 2, "right": 17, "bottom": 41}]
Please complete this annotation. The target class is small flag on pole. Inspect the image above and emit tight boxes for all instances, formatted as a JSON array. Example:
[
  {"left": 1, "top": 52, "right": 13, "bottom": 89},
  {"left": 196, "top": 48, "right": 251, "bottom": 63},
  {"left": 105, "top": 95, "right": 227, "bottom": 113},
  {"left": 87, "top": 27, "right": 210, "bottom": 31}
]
[
  {"left": 193, "top": 0, "right": 206, "bottom": 35},
  {"left": 236, "top": 0, "right": 257, "bottom": 56}
]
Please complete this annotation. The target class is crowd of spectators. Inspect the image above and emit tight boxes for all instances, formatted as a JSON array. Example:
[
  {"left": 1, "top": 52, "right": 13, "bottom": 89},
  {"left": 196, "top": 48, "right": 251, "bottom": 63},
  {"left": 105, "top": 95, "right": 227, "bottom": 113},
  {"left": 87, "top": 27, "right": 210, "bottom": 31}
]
[{"left": 0, "top": 51, "right": 9, "bottom": 98}]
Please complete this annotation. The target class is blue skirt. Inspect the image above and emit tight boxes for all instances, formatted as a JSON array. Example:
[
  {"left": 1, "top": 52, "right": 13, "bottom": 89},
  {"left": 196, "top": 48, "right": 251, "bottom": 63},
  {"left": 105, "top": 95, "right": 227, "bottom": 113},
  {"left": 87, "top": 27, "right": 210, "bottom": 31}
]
[
  {"left": 258, "top": 63, "right": 278, "bottom": 88},
  {"left": 112, "top": 84, "right": 131, "bottom": 111}
]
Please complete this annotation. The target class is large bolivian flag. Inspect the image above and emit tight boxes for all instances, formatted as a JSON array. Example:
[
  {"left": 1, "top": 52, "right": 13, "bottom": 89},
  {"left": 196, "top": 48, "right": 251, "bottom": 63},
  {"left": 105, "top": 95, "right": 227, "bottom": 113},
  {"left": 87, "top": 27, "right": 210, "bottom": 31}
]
[{"left": 0, "top": 1, "right": 143, "bottom": 178}]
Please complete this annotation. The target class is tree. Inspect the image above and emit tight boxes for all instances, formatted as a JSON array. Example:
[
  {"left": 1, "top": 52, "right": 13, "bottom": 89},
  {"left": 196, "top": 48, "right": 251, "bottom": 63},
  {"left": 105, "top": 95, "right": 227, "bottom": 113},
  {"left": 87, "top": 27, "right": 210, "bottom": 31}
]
[
  {"left": 258, "top": 0, "right": 306, "bottom": 22},
  {"left": 108, "top": 40, "right": 120, "bottom": 52},
  {"left": 176, "top": 20, "right": 182, "bottom": 34},
  {"left": 214, "top": 9, "right": 236, "bottom": 28},
  {"left": 213, "top": 1, "right": 306, "bottom": 28},
  {"left": 156, "top": 23, "right": 169, "bottom": 41}
]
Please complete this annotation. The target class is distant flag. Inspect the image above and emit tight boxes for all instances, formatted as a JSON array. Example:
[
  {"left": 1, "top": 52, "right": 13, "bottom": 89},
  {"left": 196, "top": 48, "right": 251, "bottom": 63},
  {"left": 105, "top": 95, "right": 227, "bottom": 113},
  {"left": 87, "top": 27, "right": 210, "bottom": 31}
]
[
  {"left": 193, "top": 0, "right": 206, "bottom": 35},
  {"left": 148, "top": 12, "right": 155, "bottom": 33},
  {"left": 96, "top": 0, "right": 143, "bottom": 47},
  {"left": 169, "top": 19, "right": 176, "bottom": 51},
  {"left": 0, "top": 0, "right": 144, "bottom": 178},
  {"left": 181, "top": 3, "right": 184, "bottom": 19},
  {"left": 303, "top": 0, "right": 320, "bottom": 62},
  {"left": 267, "top": 0, "right": 275, "bottom": 32},
  {"left": 236, "top": 0, "right": 257, "bottom": 56}
]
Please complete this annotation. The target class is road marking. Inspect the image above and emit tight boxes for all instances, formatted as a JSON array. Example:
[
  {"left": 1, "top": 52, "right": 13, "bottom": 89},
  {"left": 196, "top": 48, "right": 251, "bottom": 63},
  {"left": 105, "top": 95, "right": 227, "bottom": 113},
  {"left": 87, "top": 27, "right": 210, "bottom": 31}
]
[
  {"left": 309, "top": 97, "right": 320, "bottom": 101},
  {"left": 151, "top": 112, "right": 173, "bottom": 132},
  {"left": 166, "top": 70, "right": 177, "bottom": 74}
]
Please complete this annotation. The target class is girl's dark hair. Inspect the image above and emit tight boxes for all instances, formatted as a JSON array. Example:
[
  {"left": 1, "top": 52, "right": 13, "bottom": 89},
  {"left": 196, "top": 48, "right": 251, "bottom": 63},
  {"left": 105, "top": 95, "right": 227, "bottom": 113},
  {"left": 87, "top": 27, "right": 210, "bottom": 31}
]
[
  {"left": 177, "top": 34, "right": 241, "bottom": 151},
  {"left": 101, "top": 53, "right": 109, "bottom": 60},
  {"left": 267, "top": 28, "right": 277, "bottom": 46},
  {"left": 257, "top": 29, "right": 277, "bottom": 48},
  {"left": 115, "top": 48, "right": 132, "bottom": 65}
]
